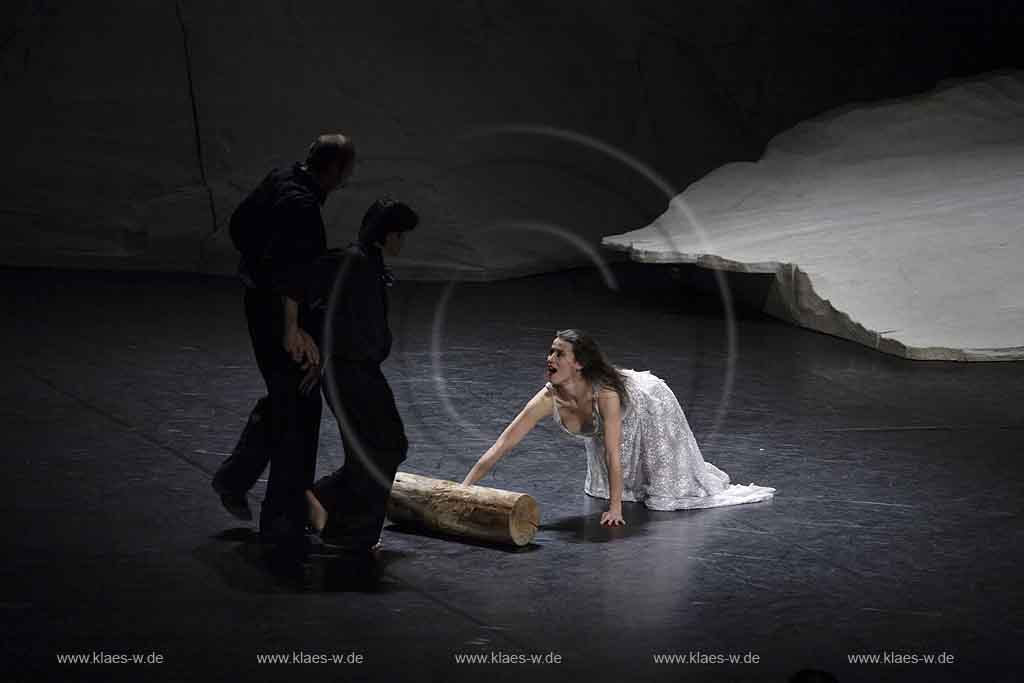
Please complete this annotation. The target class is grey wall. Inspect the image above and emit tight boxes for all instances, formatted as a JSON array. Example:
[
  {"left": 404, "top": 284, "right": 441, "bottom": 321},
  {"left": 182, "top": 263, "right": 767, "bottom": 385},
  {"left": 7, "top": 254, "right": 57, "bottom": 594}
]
[{"left": 2, "top": 1, "right": 1020, "bottom": 279}]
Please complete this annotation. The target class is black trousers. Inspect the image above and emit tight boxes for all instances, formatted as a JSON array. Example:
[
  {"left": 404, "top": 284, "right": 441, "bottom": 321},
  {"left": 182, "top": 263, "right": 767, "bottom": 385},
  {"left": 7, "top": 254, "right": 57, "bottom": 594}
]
[
  {"left": 213, "top": 288, "right": 322, "bottom": 529},
  {"left": 313, "top": 358, "right": 408, "bottom": 548}
]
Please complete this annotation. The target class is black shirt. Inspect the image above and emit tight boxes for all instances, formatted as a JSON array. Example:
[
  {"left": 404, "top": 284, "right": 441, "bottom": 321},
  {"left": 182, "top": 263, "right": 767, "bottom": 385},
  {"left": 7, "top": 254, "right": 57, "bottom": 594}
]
[
  {"left": 237, "top": 162, "right": 327, "bottom": 300},
  {"left": 305, "top": 243, "right": 393, "bottom": 364}
]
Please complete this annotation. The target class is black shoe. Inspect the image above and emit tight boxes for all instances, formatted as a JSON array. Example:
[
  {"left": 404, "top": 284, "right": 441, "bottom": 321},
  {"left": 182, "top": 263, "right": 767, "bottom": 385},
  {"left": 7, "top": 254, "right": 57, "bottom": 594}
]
[{"left": 212, "top": 480, "right": 252, "bottom": 521}]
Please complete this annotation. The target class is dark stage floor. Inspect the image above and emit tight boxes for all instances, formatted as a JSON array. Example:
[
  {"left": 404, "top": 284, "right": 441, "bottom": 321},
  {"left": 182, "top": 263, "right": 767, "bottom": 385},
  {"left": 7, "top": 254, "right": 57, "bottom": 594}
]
[{"left": 2, "top": 266, "right": 1021, "bottom": 683}]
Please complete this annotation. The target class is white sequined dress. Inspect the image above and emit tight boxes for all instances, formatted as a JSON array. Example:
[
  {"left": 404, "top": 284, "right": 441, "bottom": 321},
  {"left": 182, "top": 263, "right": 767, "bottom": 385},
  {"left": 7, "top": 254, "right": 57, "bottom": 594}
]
[{"left": 547, "top": 369, "right": 776, "bottom": 510}]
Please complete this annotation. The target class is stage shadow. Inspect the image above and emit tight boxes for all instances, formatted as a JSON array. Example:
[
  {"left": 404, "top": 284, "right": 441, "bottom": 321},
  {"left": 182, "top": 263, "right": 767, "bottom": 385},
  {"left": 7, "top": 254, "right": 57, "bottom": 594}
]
[
  {"left": 538, "top": 502, "right": 670, "bottom": 543},
  {"left": 383, "top": 522, "right": 542, "bottom": 554},
  {"left": 195, "top": 529, "right": 411, "bottom": 594},
  {"left": 539, "top": 513, "right": 642, "bottom": 543}
]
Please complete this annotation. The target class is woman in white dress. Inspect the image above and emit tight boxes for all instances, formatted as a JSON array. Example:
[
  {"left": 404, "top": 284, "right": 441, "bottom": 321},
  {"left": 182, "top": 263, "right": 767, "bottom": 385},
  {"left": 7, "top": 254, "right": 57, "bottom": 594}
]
[{"left": 462, "top": 329, "right": 775, "bottom": 526}]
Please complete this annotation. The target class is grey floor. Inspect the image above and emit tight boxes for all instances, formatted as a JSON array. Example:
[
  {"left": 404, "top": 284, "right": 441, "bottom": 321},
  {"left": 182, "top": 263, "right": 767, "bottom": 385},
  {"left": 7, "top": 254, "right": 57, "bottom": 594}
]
[{"left": 2, "top": 266, "right": 1021, "bottom": 683}]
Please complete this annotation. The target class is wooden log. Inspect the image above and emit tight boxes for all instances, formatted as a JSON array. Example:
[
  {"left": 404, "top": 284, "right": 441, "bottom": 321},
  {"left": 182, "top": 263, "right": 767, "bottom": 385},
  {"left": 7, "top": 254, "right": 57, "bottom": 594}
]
[{"left": 386, "top": 472, "right": 540, "bottom": 546}]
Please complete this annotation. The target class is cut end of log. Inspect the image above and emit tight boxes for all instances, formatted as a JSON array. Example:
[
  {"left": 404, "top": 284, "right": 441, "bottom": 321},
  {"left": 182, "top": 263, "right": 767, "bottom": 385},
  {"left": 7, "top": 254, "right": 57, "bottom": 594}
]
[{"left": 509, "top": 494, "right": 540, "bottom": 546}]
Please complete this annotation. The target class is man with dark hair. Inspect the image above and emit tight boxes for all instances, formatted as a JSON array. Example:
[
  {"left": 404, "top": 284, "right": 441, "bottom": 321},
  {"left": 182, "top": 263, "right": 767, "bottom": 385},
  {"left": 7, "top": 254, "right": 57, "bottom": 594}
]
[
  {"left": 301, "top": 197, "right": 418, "bottom": 551},
  {"left": 212, "top": 133, "right": 355, "bottom": 544}
]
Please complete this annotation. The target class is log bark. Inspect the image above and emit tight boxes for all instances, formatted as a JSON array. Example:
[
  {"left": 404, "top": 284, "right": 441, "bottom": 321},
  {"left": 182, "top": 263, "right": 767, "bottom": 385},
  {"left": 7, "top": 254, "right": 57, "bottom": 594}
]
[{"left": 386, "top": 472, "right": 540, "bottom": 546}]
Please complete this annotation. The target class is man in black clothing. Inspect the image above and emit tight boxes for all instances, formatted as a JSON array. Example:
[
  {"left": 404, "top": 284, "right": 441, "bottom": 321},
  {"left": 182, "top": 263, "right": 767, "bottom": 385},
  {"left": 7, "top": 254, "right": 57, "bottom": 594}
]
[
  {"left": 212, "top": 134, "right": 355, "bottom": 541},
  {"left": 302, "top": 198, "right": 418, "bottom": 551}
]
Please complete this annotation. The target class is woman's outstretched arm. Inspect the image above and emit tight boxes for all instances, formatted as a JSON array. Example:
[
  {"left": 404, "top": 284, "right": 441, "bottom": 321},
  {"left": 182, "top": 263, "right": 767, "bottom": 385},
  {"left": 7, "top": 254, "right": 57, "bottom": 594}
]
[
  {"left": 461, "top": 387, "right": 550, "bottom": 486},
  {"left": 597, "top": 390, "right": 625, "bottom": 526}
]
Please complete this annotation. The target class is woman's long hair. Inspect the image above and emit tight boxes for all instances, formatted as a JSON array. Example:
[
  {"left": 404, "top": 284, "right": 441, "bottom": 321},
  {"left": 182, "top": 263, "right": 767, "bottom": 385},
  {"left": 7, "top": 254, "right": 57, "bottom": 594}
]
[{"left": 556, "top": 329, "right": 628, "bottom": 407}]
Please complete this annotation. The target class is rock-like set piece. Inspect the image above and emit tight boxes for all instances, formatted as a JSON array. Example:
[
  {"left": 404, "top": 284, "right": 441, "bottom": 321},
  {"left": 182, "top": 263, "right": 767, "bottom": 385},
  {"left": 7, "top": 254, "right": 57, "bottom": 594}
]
[
  {"left": 604, "top": 72, "right": 1024, "bottom": 361},
  {"left": 5, "top": 3, "right": 1015, "bottom": 286},
  {"left": 4, "top": 5, "right": 1019, "bottom": 358}
]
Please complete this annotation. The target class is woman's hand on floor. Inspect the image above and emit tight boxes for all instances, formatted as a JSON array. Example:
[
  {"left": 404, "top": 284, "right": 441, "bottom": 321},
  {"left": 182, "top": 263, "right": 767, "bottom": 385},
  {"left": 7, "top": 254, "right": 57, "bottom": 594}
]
[{"left": 600, "top": 508, "right": 625, "bottom": 527}]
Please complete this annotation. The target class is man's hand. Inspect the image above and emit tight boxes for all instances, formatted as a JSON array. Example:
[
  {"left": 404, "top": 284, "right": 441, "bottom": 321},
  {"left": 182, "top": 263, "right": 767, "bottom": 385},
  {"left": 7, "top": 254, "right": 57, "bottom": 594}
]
[
  {"left": 600, "top": 508, "right": 626, "bottom": 527},
  {"left": 299, "top": 363, "right": 321, "bottom": 396},
  {"left": 283, "top": 326, "right": 320, "bottom": 369},
  {"left": 281, "top": 295, "right": 320, "bottom": 369}
]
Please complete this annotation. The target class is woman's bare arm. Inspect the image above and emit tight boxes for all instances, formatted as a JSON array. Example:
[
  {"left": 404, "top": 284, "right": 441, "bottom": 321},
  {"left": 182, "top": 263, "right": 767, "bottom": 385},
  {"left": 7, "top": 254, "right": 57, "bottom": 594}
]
[
  {"left": 597, "top": 390, "right": 625, "bottom": 526},
  {"left": 461, "top": 387, "right": 551, "bottom": 486}
]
